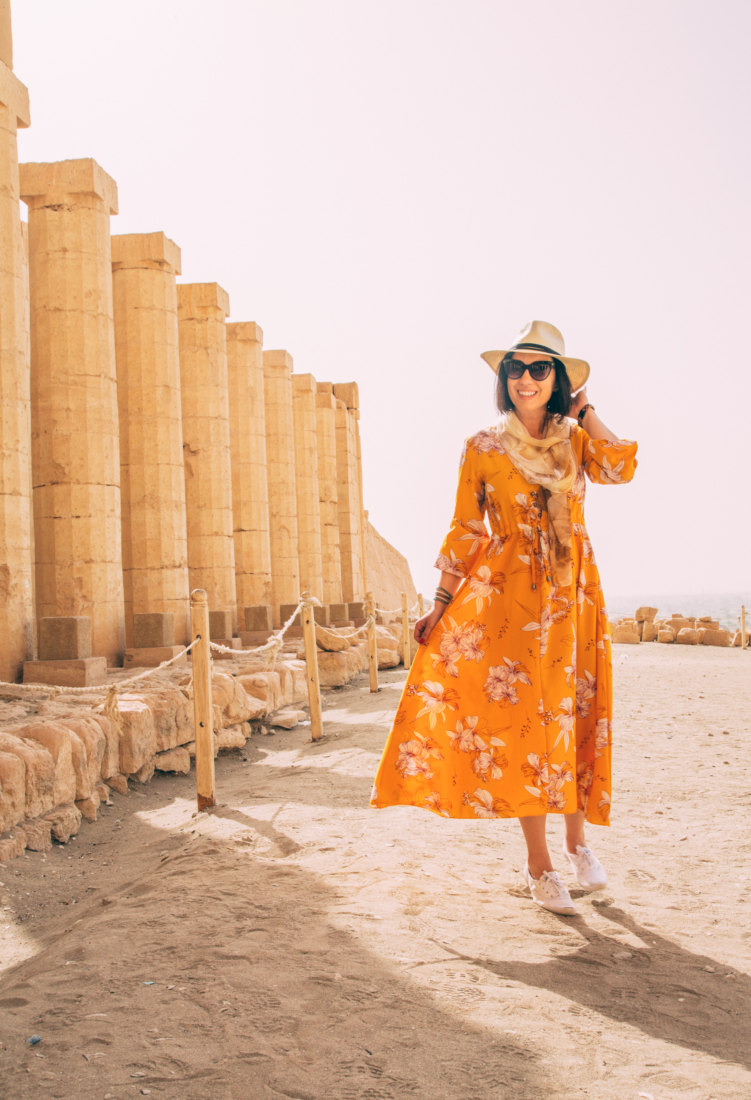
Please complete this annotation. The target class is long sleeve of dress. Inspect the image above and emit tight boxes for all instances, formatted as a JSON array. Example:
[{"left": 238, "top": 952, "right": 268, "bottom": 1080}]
[
  {"left": 579, "top": 429, "right": 638, "bottom": 485},
  {"left": 434, "top": 437, "right": 489, "bottom": 578}
]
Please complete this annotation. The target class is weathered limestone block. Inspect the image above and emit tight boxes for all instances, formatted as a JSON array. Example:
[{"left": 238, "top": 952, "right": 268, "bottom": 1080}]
[
  {"left": 612, "top": 626, "right": 640, "bottom": 644},
  {"left": 87, "top": 713, "right": 119, "bottom": 781},
  {"left": 348, "top": 601, "right": 366, "bottom": 621},
  {"left": 642, "top": 622, "right": 658, "bottom": 642},
  {"left": 133, "top": 613, "right": 175, "bottom": 648},
  {"left": 112, "top": 233, "right": 189, "bottom": 648},
  {"left": 657, "top": 629, "right": 675, "bottom": 643},
  {"left": 43, "top": 803, "right": 81, "bottom": 843},
  {"left": 216, "top": 724, "right": 248, "bottom": 750},
  {"left": 177, "top": 283, "right": 236, "bottom": 629},
  {"left": 292, "top": 374, "right": 324, "bottom": 604},
  {"left": 270, "top": 710, "right": 305, "bottom": 730},
  {"left": 237, "top": 671, "right": 282, "bottom": 714},
  {"left": 315, "top": 624, "right": 350, "bottom": 651},
  {"left": 209, "top": 609, "right": 233, "bottom": 639},
  {"left": 317, "top": 651, "right": 355, "bottom": 688},
  {"left": 348, "top": 644, "right": 368, "bottom": 673},
  {"left": 21, "top": 158, "right": 126, "bottom": 666},
  {"left": 245, "top": 606, "right": 273, "bottom": 632},
  {"left": 398, "top": 636, "right": 419, "bottom": 664},
  {"left": 378, "top": 648, "right": 400, "bottom": 669},
  {"left": 38, "top": 616, "right": 91, "bottom": 660},
  {"left": 0, "top": 748, "right": 25, "bottom": 831},
  {"left": 131, "top": 759, "right": 154, "bottom": 785},
  {"left": 263, "top": 350, "right": 299, "bottom": 626},
  {"left": 76, "top": 791, "right": 100, "bottom": 822},
  {"left": 61, "top": 717, "right": 106, "bottom": 800},
  {"left": 226, "top": 323, "right": 272, "bottom": 619},
  {"left": 15, "top": 721, "right": 77, "bottom": 807},
  {"left": 22, "top": 817, "right": 53, "bottom": 851},
  {"left": 676, "top": 628, "right": 700, "bottom": 645},
  {"left": 0, "top": 56, "right": 33, "bottom": 683},
  {"left": 0, "top": 731, "right": 54, "bottom": 820},
  {"left": 0, "top": 831, "right": 26, "bottom": 861},
  {"left": 315, "top": 389, "right": 343, "bottom": 607},
  {"left": 375, "top": 626, "right": 399, "bottom": 651},
  {"left": 154, "top": 746, "right": 190, "bottom": 773},
  {"left": 700, "top": 628, "right": 731, "bottom": 647},
  {"left": 211, "top": 671, "right": 255, "bottom": 727},
  {"left": 279, "top": 603, "right": 329, "bottom": 628},
  {"left": 635, "top": 606, "right": 658, "bottom": 623},
  {"left": 142, "top": 687, "right": 193, "bottom": 752},
  {"left": 282, "top": 660, "right": 308, "bottom": 703},
  {"left": 23, "top": 657, "right": 107, "bottom": 688},
  {"left": 670, "top": 617, "right": 695, "bottom": 633},
  {"left": 115, "top": 695, "right": 157, "bottom": 775},
  {"left": 18, "top": 818, "right": 52, "bottom": 851},
  {"left": 123, "top": 645, "right": 186, "bottom": 669},
  {"left": 105, "top": 774, "right": 128, "bottom": 794}
]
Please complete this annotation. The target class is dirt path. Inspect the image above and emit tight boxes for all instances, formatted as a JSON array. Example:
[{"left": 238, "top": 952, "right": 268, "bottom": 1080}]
[{"left": 1, "top": 646, "right": 750, "bottom": 1100}]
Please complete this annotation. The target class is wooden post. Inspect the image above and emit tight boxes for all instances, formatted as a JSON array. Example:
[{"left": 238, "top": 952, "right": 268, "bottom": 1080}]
[
  {"left": 417, "top": 593, "right": 424, "bottom": 618},
  {"left": 742, "top": 605, "right": 747, "bottom": 650},
  {"left": 301, "top": 594, "right": 323, "bottom": 740},
  {"left": 190, "top": 588, "right": 216, "bottom": 811},
  {"left": 401, "top": 591, "right": 411, "bottom": 669},
  {"left": 366, "top": 590, "right": 378, "bottom": 693}
]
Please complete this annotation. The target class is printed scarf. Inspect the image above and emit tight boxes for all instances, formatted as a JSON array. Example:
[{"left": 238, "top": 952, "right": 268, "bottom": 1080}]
[{"left": 498, "top": 411, "right": 578, "bottom": 587}]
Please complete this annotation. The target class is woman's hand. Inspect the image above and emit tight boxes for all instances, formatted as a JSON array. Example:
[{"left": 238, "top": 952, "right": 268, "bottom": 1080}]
[
  {"left": 415, "top": 603, "right": 446, "bottom": 646},
  {"left": 569, "top": 385, "right": 588, "bottom": 420}
]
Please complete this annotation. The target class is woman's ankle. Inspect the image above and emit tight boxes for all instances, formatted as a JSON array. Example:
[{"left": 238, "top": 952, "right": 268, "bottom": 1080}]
[{"left": 527, "top": 857, "right": 554, "bottom": 880}]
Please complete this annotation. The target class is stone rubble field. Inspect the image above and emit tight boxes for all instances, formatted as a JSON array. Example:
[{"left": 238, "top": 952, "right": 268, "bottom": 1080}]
[
  {"left": 0, "top": 642, "right": 749, "bottom": 1099},
  {"left": 0, "top": 623, "right": 410, "bottom": 863}
]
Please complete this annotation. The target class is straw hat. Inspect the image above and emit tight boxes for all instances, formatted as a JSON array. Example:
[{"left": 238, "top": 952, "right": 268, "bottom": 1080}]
[{"left": 481, "top": 320, "right": 590, "bottom": 392}]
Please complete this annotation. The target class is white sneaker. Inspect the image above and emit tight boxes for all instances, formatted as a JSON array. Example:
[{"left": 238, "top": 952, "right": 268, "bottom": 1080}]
[
  {"left": 523, "top": 863, "right": 578, "bottom": 915},
  {"left": 562, "top": 841, "right": 608, "bottom": 891}
]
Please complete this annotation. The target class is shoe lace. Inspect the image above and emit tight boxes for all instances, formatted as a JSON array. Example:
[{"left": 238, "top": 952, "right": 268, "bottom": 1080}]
[
  {"left": 539, "top": 870, "right": 571, "bottom": 901},
  {"left": 571, "top": 845, "right": 595, "bottom": 868}
]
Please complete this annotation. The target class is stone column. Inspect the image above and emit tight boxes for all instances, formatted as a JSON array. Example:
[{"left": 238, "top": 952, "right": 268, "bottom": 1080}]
[
  {"left": 263, "top": 350, "right": 299, "bottom": 627},
  {"left": 291, "top": 373, "right": 323, "bottom": 606},
  {"left": 177, "top": 283, "right": 236, "bottom": 630},
  {"left": 333, "top": 391, "right": 363, "bottom": 605},
  {"left": 20, "top": 159, "right": 125, "bottom": 665},
  {"left": 314, "top": 386, "right": 342, "bottom": 608},
  {"left": 0, "top": 40, "right": 31, "bottom": 681},
  {"left": 226, "top": 322, "right": 272, "bottom": 627},
  {"left": 112, "top": 232, "right": 190, "bottom": 647}
]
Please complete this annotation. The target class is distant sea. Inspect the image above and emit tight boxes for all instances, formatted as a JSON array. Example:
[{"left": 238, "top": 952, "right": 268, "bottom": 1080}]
[{"left": 604, "top": 591, "right": 751, "bottom": 631}]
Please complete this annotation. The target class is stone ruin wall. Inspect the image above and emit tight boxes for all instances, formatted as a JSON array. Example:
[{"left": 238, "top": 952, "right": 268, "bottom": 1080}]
[
  {"left": 364, "top": 514, "right": 418, "bottom": 613},
  {"left": 0, "top": 5, "right": 416, "bottom": 685}
]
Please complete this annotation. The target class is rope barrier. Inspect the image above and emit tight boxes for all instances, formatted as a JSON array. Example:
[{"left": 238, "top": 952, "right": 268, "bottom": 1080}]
[
  {"left": 375, "top": 599, "right": 420, "bottom": 616},
  {"left": 0, "top": 639, "right": 199, "bottom": 698},
  {"left": 209, "top": 597, "right": 318, "bottom": 662}
]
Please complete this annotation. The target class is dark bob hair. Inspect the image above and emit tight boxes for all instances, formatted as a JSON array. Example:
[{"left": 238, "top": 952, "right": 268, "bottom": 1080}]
[{"left": 495, "top": 354, "right": 573, "bottom": 420}]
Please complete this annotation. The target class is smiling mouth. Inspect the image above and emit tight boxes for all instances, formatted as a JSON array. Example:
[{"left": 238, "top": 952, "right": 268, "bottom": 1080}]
[{"left": 517, "top": 390, "right": 538, "bottom": 397}]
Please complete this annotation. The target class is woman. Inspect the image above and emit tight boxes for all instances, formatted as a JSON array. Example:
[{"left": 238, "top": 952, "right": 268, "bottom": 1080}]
[{"left": 370, "top": 321, "right": 638, "bottom": 915}]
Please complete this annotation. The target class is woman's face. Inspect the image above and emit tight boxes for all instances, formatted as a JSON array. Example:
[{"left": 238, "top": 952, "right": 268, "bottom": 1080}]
[{"left": 505, "top": 351, "right": 556, "bottom": 414}]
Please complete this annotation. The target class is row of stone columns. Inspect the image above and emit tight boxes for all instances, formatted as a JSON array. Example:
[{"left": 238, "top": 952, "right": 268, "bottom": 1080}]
[{"left": 0, "top": 153, "right": 369, "bottom": 680}]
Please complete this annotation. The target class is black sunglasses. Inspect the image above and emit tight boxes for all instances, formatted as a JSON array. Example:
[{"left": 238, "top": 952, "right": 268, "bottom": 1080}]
[{"left": 503, "top": 358, "right": 554, "bottom": 381}]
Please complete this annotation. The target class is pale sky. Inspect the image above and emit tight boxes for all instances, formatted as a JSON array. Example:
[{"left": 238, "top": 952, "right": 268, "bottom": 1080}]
[{"left": 13, "top": 1, "right": 751, "bottom": 603}]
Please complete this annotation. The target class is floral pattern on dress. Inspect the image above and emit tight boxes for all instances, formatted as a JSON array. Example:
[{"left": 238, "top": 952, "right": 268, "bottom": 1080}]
[{"left": 374, "top": 424, "right": 638, "bottom": 824}]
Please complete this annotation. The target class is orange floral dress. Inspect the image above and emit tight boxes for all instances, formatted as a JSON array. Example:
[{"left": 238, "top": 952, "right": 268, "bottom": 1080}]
[{"left": 371, "top": 423, "right": 638, "bottom": 825}]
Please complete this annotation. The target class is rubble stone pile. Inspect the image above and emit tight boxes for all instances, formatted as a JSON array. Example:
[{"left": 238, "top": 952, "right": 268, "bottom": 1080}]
[
  {"left": 611, "top": 606, "right": 748, "bottom": 648},
  {"left": 0, "top": 619, "right": 411, "bottom": 861}
]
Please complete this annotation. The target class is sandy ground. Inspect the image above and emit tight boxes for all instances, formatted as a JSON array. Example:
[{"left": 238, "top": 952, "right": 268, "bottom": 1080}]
[{"left": 0, "top": 643, "right": 750, "bottom": 1100}]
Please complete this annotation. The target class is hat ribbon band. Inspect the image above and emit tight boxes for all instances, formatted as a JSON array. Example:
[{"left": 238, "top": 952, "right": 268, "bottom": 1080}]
[{"left": 510, "top": 341, "right": 561, "bottom": 357}]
